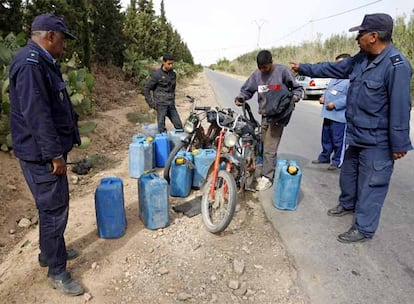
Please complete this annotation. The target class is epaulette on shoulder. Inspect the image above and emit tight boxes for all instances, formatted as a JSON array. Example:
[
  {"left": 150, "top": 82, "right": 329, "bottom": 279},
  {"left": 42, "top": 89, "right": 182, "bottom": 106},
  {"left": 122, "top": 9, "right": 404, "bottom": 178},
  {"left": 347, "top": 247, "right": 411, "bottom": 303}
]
[
  {"left": 390, "top": 54, "right": 403, "bottom": 66},
  {"left": 26, "top": 50, "right": 39, "bottom": 64}
]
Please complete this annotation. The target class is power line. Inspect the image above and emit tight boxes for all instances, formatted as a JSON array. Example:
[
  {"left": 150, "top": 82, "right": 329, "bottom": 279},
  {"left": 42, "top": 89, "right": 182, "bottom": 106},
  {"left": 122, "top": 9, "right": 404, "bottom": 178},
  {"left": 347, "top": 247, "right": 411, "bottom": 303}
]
[
  {"left": 310, "top": 0, "right": 383, "bottom": 22},
  {"left": 269, "top": 0, "right": 383, "bottom": 45},
  {"left": 195, "top": 0, "right": 383, "bottom": 60}
]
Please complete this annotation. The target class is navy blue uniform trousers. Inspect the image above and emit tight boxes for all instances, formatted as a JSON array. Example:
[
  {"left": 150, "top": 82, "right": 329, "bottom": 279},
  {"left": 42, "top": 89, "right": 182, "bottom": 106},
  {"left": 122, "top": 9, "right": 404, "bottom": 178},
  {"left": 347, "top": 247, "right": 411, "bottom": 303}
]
[
  {"left": 318, "top": 118, "right": 346, "bottom": 167},
  {"left": 19, "top": 160, "right": 69, "bottom": 276},
  {"left": 339, "top": 146, "right": 394, "bottom": 237}
]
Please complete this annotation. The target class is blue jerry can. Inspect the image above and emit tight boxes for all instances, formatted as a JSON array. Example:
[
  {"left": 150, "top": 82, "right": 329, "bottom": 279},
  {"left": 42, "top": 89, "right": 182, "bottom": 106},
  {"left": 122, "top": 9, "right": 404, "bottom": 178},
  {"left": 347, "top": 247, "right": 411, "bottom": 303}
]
[
  {"left": 94, "top": 177, "right": 127, "bottom": 238},
  {"left": 129, "top": 134, "right": 154, "bottom": 178},
  {"left": 274, "top": 159, "right": 297, "bottom": 188},
  {"left": 138, "top": 173, "right": 169, "bottom": 229},
  {"left": 168, "top": 129, "right": 185, "bottom": 151},
  {"left": 154, "top": 133, "right": 170, "bottom": 168},
  {"left": 192, "top": 149, "right": 216, "bottom": 189},
  {"left": 142, "top": 123, "right": 158, "bottom": 137},
  {"left": 170, "top": 151, "right": 193, "bottom": 197},
  {"left": 273, "top": 161, "right": 302, "bottom": 210}
]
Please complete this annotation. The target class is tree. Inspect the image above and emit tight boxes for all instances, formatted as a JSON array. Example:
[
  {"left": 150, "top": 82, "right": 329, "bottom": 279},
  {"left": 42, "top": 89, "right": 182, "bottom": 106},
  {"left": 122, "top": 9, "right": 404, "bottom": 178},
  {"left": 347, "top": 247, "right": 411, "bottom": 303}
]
[
  {"left": 124, "top": 0, "right": 162, "bottom": 60},
  {"left": 25, "top": 0, "right": 88, "bottom": 65},
  {"left": 0, "top": 0, "right": 24, "bottom": 35},
  {"left": 90, "top": 0, "right": 126, "bottom": 66}
]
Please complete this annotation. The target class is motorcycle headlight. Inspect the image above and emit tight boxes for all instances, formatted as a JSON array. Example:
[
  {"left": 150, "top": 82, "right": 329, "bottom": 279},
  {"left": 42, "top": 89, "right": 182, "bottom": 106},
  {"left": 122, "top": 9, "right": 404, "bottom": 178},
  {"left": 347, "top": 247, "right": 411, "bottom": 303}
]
[
  {"left": 183, "top": 114, "right": 198, "bottom": 133},
  {"left": 184, "top": 122, "right": 195, "bottom": 133},
  {"left": 224, "top": 133, "right": 239, "bottom": 148}
]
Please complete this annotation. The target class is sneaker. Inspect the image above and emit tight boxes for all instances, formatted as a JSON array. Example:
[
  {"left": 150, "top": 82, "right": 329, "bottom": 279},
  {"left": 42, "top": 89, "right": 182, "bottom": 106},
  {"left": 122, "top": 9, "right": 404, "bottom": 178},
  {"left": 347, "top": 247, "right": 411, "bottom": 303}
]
[
  {"left": 256, "top": 176, "right": 272, "bottom": 191},
  {"left": 48, "top": 271, "right": 84, "bottom": 296},
  {"left": 39, "top": 248, "right": 80, "bottom": 267}
]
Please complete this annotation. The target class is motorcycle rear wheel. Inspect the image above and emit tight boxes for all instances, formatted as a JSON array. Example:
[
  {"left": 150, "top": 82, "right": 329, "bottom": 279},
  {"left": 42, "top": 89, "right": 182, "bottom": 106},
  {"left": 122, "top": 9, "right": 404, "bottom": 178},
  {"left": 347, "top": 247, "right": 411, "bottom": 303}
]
[{"left": 201, "top": 170, "right": 237, "bottom": 233}]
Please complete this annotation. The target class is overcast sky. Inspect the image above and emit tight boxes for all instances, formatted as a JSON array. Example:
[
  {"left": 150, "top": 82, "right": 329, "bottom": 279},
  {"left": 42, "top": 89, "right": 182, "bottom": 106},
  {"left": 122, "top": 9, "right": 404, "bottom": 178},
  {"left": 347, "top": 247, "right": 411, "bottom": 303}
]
[{"left": 121, "top": 0, "right": 413, "bottom": 65}]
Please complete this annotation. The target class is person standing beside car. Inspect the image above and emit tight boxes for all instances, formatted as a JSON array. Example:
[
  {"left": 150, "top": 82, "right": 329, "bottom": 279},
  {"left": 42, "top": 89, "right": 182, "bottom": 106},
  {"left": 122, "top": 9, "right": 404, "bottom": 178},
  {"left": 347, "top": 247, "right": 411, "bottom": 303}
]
[
  {"left": 235, "top": 50, "right": 303, "bottom": 191},
  {"left": 312, "top": 53, "right": 351, "bottom": 170},
  {"left": 144, "top": 53, "right": 183, "bottom": 133},
  {"left": 9, "top": 14, "right": 84, "bottom": 295},
  {"left": 290, "top": 13, "right": 412, "bottom": 243}
]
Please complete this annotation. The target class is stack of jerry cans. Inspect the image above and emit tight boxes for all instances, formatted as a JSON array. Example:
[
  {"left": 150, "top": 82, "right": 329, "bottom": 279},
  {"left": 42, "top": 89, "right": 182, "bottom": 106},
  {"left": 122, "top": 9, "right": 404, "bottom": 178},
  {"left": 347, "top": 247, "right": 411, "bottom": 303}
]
[
  {"left": 94, "top": 177, "right": 127, "bottom": 238},
  {"left": 192, "top": 149, "right": 216, "bottom": 189},
  {"left": 273, "top": 160, "right": 302, "bottom": 210},
  {"left": 129, "top": 134, "right": 153, "bottom": 178},
  {"left": 138, "top": 172, "right": 169, "bottom": 229},
  {"left": 154, "top": 133, "right": 170, "bottom": 168},
  {"left": 168, "top": 129, "right": 185, "bottom": 151},
  {"left": 170, "top": 151, "right": 193, "bottom": 197}
]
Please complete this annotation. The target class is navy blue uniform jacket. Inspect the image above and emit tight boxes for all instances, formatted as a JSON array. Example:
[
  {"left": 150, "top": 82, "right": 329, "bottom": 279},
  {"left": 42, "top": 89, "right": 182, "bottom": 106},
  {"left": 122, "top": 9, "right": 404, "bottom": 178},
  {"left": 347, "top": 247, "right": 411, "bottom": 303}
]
[
  {"left": 9, "top": 40, "right": 81, "bottom": 162},
  {"left": 299, "top": 45, "right": 412, "bottom": 153}
]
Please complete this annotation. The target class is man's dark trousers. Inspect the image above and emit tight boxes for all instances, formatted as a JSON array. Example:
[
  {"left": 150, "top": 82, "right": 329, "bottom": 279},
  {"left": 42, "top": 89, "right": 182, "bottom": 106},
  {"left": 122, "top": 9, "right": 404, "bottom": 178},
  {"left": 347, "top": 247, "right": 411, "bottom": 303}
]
[
  {"left": 339, "top": 146, "right": 394, "bottom": 237},
  {"left": 156, "top": 104, "right": 183, "bottom": 133},
  {"left": 19, "top": 160, "right": 69, "bottom": 276}
]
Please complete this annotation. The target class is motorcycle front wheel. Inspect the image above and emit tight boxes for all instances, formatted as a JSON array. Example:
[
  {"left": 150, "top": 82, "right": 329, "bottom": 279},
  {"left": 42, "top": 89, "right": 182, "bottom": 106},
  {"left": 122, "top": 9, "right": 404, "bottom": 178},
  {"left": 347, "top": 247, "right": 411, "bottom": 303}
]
[
  {"left": 163, "top": 141, "right": 189, "bottom": 183},
  {"left": 201, "top": 170, "right": 237, "bottom": 233}
]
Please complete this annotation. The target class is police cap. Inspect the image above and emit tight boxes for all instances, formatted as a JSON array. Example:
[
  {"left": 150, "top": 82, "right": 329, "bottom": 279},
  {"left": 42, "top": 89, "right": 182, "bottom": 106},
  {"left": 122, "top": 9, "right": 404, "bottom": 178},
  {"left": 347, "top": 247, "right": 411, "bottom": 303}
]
[
  {"left": 349, "top": 13, "right": 393, "bottom": 34},
  {"left": 31, "top": 13, "right": 77, "bottom": 40}
]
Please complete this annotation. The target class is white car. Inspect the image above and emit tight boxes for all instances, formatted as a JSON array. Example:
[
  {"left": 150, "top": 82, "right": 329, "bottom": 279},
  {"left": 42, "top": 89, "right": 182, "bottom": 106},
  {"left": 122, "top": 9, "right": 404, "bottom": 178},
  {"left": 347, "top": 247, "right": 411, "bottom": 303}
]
[{"left": 295, "top": 75, "right": 331, "bottom": 99}]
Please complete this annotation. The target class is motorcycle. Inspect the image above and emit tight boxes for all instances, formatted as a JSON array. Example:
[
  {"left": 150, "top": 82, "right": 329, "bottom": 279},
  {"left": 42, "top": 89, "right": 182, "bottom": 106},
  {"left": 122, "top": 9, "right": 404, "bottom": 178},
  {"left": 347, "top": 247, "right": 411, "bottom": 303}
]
[
  {"left": 201, "top": 103, "right": 261, "bottom": 233},
  {"left": 163, "top": 95, "right": 221, "bottom": 183}
]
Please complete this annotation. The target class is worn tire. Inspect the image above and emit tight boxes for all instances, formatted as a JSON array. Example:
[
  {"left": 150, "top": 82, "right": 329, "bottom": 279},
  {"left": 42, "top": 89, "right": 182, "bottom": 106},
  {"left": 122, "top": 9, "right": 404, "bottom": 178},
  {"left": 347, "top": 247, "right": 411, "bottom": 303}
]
[
  {"left": 201, "top": 170, "right": 237, "bottom": 234},
  {"left": 163, "top": 141, "right": 189, "bottom": 183}
]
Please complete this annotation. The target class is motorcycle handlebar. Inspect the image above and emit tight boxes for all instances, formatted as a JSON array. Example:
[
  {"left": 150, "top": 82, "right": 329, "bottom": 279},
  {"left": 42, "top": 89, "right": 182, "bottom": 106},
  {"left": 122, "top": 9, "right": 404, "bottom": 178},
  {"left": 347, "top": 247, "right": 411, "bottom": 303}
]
[
  {"left": 194, "top": 106, "right": 211, "bottom": 111},
  {"left": 210, "top": 108, "right": 240, "bottom": 129},
  {"left": 185, "top": 95, "right": 196, "bottom": 103}
]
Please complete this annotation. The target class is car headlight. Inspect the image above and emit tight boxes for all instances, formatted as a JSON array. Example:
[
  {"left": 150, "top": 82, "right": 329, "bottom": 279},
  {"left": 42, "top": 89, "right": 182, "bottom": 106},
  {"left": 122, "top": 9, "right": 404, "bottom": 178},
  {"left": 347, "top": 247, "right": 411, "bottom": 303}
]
[{"left": 224, "top": 133, "right": 239, "bottom": 148}]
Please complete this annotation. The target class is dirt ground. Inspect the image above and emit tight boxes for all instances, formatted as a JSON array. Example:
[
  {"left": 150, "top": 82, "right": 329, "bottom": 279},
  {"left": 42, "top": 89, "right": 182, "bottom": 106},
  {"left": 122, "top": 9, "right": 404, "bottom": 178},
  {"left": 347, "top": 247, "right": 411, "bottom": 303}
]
[{"left": 0, "top": 68, "right": 306, "bottom": 303}]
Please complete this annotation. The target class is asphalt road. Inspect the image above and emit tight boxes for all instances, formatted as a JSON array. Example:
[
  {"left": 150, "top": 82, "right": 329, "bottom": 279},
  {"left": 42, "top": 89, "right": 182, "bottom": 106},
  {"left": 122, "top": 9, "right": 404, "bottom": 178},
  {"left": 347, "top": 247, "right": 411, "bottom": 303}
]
[{"left": 205, "top": 68, "right": 414, "bottom": 304}]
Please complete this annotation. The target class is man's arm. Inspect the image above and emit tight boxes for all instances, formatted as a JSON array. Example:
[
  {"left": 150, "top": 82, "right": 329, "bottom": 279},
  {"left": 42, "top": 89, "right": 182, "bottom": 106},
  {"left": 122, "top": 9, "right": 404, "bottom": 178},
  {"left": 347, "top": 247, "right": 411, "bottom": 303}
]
[
  {"left": 282, "top": 68, "right": 303, "bottom": 101},
  {"left": 236, "top": 73, "right": 258, "bottom": 102},
  {"left": 16, "top": 64, "right": 63, "bottom": 160},
  {"left": 330, "top": 79, "right": 349, "bottom": 111},
  {"left": 291, "top": 55, "right": 357, "bottom": 79},
  {"left": 387, "top": 58, "right": 413, "bottom": 158},
  {"left": 143, "top": 71, "right": 158, "bottom": 109}
]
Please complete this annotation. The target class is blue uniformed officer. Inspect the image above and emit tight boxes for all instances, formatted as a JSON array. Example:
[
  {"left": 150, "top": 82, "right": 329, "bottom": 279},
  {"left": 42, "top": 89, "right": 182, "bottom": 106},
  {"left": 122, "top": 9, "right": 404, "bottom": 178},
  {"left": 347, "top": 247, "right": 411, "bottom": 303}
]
[
  {"left": 9, "top": 14, "right": 84, "bottom": 295},
  {"left": 290, "top": 13, "right": 412, "bottom": 243}
]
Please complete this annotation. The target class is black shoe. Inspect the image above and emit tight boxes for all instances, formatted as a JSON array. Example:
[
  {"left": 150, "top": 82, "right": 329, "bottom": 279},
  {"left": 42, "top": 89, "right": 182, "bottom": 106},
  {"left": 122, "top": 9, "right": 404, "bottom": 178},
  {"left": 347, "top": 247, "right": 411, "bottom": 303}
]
[
  {"left": 327, "top": 204, "right": 354, "bottom": 217},
  {"left": 312, "top": 159, "right": 329, "bottom": 164},
  {"left": 48, "top": 271, "right": 84, "bottom": 296},
  {"left": 39, "top": 248, "right": 80, "bottom": 267},
  {"left": 337, "top": 228, "right": 371, "bottom": 243},
  {"left": 327, "top": 164, "right": 340, "bottom": 171}
]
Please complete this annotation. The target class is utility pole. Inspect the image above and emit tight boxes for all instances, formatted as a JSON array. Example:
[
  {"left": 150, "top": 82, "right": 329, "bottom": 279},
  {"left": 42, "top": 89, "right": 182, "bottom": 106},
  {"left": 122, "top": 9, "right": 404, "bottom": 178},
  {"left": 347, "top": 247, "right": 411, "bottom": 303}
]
[{"left": 253, "top": 19, "right": 267, "bottom": 49}]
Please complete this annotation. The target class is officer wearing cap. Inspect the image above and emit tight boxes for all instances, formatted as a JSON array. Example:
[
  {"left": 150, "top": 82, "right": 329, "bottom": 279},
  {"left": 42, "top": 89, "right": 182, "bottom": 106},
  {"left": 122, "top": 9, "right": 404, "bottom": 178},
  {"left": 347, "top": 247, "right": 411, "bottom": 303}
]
[
  {"left": 290, "top": 13, "right": 412, "bottom": 243},
  {"left": 9, "top": 14, "right": 84, "bottom": 295}
]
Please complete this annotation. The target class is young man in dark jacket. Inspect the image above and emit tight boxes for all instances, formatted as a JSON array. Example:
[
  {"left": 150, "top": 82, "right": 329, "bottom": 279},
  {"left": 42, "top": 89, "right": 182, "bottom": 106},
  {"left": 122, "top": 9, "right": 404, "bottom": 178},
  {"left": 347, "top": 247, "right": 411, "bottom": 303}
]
[{"left": 144, "top": 53, "right": 183, "bottom": 133}]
